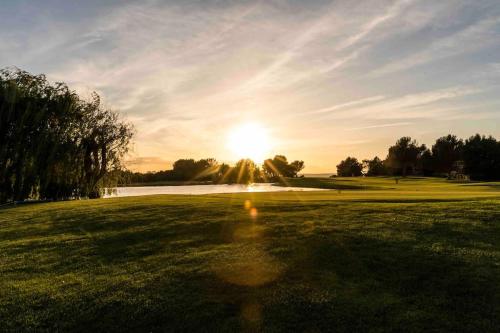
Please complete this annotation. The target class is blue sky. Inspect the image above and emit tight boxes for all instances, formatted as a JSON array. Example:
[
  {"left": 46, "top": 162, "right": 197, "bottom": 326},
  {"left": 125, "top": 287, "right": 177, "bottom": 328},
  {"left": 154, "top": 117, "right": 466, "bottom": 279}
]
[{"left": 1, "top": 0, "right": 499, "bottom": 172}]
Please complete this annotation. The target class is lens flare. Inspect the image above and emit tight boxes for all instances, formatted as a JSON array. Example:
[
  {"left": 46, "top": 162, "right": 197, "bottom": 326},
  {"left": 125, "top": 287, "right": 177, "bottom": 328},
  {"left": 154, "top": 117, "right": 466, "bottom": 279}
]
[{"left": 244, "top": 200, "right": 252, "bottom": 210}]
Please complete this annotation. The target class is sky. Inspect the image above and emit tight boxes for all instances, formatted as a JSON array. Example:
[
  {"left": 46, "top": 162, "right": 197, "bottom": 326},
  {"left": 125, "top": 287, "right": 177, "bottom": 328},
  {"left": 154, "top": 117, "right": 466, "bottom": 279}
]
[{"left": 1, "top": 0, "right": 500, "bottom": 172}]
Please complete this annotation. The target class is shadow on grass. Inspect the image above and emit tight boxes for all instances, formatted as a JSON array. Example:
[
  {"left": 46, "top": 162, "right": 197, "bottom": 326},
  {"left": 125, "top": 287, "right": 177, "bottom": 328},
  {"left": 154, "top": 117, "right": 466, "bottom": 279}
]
[
  {"left": 3, "top": 221, "right": 500, "bottom": 332},
  {"left": 259, "top": 230, "right": 500, "bottom": 332},
  {"left": 2, "top": 198, "right": 500, "bottom": 332}
]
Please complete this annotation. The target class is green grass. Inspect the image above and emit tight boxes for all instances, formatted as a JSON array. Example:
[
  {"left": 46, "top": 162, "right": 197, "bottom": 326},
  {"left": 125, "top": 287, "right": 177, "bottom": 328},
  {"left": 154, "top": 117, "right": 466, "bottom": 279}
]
[
  {"left": 277, "top": 176, "right": 375, "bottom": 189},
  {"left": 1, "top": 178, "right": 500, "bottom": 332}
]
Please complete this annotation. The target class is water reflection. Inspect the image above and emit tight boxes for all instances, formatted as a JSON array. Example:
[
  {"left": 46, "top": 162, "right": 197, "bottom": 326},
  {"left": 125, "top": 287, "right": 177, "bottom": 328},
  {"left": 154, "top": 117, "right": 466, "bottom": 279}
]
[{"left": 104, "top": 183, "right": 325, "bottom": 198}]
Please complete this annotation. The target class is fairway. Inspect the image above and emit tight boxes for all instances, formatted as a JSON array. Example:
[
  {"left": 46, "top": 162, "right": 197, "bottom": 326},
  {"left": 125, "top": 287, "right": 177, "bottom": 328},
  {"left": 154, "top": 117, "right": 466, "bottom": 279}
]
[{"left": 1, "top": 178, "right": 500, "bottom": 332}]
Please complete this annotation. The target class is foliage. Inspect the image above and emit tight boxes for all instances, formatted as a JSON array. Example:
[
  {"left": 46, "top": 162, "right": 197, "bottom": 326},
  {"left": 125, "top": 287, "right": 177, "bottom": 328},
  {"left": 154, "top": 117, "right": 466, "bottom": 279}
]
[
  {"left": 462, "top": 134, "right": 500, "bottom": 181},
  {"left": 431, "top": 135, "right": 464, "bottom": 175},
  {"left": 117, "top": 159, "right": 220, "bottom": 184},
  {"left": 418, "top": 149, "right": 435, "bottom": 177},
  {"left": 170, "top": 158, "right": 219, "bottom": 181},
  {"left": 343, "top": 134, "right": 500, "bottom": 180},
  {"left": 263, "top": 155, "right": 305, "bottom": 180},
  {"left": 0, "top": 68, "right": 133, "bottom": 202},
  {"left": 385, "top": 137, "right": 427, "bottom": 176},
  {"left": 124, "top": 155, "right": 305, "bottom": 185},
  {"left": 120, "top": 158, "right": 264, "bottom": 185},
  {"left": 336, "top": 157, "right": 363, "bottom": 177},
  {"left": 226, "top": 159, "right": 262, "bottom": 184},
  {"left": 362, "top": 156, "right": 388, "bottom": 176}
]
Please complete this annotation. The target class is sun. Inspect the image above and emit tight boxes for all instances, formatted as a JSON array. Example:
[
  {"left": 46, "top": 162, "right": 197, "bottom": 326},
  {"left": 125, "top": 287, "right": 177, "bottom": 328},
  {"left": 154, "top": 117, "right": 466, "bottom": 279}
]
[{"left": 227, "top": 123, "right": 272, "bottom": 163}]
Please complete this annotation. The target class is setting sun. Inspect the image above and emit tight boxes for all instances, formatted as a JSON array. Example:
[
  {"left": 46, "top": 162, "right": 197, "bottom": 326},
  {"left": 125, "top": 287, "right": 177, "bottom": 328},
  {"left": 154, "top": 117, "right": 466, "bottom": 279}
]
[{"left": 227, "top": 123, "right": 272, "bottom": 163}]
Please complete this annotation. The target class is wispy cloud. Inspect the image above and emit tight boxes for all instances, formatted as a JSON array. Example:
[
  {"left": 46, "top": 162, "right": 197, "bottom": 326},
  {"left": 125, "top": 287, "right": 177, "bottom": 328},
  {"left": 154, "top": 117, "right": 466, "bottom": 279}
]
[
  {"left": 336, "top": 0, "right": 415, "bottom": 51},
  {"left": 315, "top": 86, "right": 481, "bottom": 120},
  {"left": 491, "top": 63, "right": 500, "bottom": 74},
  {"left": 306, "top": 95, "right": 386, "bottom": 115},
  {"left": 346, "top": 122, "right": 412, "bottom": 131},
  {"left": 125, "top": 156, "right": 173, "bottom": 172},
  {"left": 235, "top": 0, "right": 415, "bottom": 93},
  {"left": 1, "top": 0, "right": 499, "bottom": 172},
  {"left": 371, "top": 16, "right": 500, "bottom": 76}
]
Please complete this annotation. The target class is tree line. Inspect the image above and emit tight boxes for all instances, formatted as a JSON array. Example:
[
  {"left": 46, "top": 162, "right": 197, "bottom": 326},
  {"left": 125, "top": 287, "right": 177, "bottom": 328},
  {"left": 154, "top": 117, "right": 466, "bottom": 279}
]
[
  {"left": 119, "top": 155, "right": 305, "bottom": 185},
  {"left": 0, "top": 68, "right": 133, "bottom": 203},
  {"left": 3, "top": 67, "right": 499, "bottom": 203},
  {"left": 337, "top": 134, "right": 500, "bottom": 180},
  {"left": 0, "top": 68, "right": 304, "bottom": 201}
]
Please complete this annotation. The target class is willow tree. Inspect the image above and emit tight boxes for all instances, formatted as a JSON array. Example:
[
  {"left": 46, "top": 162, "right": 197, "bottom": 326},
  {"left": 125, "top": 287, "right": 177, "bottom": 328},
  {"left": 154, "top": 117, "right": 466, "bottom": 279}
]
[{"left": 0, "top": 68, "right": 133, "bottom": 202}]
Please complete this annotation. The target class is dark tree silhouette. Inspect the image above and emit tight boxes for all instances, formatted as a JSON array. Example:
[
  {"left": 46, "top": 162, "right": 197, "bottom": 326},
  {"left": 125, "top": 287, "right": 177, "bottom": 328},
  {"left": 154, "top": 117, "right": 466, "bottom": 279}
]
[
  {"left": 0, "top": 68, "right": 133, "bottom": 202},
  {"left": 263, "top": 155, "right": 304, "bottom": 180},
  {"left": 431, "top": 135, "right": 463, "bottom": 175},
  {"left": 230, "top": 159, "right": 261, "bottom": 184},
  {"left": 418, "top": 148, "right": 434, "bottom": 177},
  {"left": 118, "top": 158, "right": 267, "bottom": 185},
  {"left": 363, "top": 157, "right": 388, "bottom": 176},
  {"left": 462, "top": 134, "right": 500, "bottom": 180},
  {"left": 290, "top": 160, "right": 305, "bottom": 176},
  {"left": 385, "top": 137, "right": 426, "bottom": 176},
  {"left": 337, "top": 157, "right": 363, "bottom": 177}
]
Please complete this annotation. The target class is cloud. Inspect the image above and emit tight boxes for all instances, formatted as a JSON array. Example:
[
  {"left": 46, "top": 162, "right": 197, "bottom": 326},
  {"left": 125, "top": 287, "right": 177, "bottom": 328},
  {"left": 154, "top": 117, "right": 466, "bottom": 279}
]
[
  {"left": 491, "top": 63, "right": 500, "bottom": 74},
  {"left": 371, "top": 16, "right": 500, "bottom": 76},
  {"left": 346, "top": 122, "right": 412, "bottom": 131},
  {"left": 306, "top": 95, "right": 386, "bottom": 115},
  {"left": 336, "top": 0, "right": 415, "bottom": 51},
  {"left": 314, "top": 86, "right": 481, "bottom": 120},
  {"left": 231, "top": 0, "right": 416, "bottom": 94},
  {"left": 373, "top": 87, "right": 480, "bottom": 110},
  {"left": 125, "top": 156, "right": 173, "bottom": 172},
  {"left": 2, "top": 0, "right": 499, "bottom": 172}
]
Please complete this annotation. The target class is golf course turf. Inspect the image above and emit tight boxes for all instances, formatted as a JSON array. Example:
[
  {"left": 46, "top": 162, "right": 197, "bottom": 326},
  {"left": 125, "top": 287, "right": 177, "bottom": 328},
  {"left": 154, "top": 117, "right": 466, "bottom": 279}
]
[{"left": 1, "top": 177, "right": 500, "bottom": 332}]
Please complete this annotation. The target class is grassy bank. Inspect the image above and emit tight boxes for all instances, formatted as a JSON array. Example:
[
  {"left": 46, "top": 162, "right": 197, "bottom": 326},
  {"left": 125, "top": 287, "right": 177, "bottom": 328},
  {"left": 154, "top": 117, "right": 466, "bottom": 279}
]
[{"left": 1, "top": 178, "right": 500, "bottom": 331}]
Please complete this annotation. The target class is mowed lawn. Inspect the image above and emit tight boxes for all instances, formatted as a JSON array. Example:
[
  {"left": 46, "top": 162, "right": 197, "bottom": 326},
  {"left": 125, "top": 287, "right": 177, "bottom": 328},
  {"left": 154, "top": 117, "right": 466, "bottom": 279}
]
[{"left": 1, "top": 178, "right": 500, "bottom": 332}]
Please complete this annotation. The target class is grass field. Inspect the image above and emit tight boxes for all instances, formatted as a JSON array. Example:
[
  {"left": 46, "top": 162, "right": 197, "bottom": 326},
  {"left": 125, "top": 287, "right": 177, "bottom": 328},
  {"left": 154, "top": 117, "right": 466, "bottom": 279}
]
[{"left": 1, "top": 177, "right": 500, "bottom": 332}]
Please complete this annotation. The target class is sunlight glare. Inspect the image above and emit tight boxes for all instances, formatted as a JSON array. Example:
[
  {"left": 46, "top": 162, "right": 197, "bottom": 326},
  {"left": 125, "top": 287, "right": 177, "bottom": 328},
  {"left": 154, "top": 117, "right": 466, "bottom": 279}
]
[{"left": 227, "top": 123, "right": 272, "bottom": 163}]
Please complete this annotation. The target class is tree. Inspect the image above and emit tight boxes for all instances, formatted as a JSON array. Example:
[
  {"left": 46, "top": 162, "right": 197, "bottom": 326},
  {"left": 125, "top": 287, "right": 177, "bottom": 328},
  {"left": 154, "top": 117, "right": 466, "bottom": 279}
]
[
  {"left": 462, "top": 134, "right": 500, "bottom": 180},
  {"left": 363, "top": 156, "right": 387, "bottom": 176},
  {"left": 227, "top": 159, "right": 259, "bottom": 184},
  {"left": 431, "top": 135, "right": 463, "bottom": 175},
  {"left": 214, "top": 163, "right": 231, "bottom": 183},
  {"left": 79, "top": 94, "right": 134, "bottom": 198},
  {"left": 0, "top": 67, "right": 133, "bottom": 202},
  {"left": 262, "top": 155, "right": 304, "bottom": 180},
  {"left": 167, "top": 158, "right": 222, "bottom": 181},
  {"left": 199, "top": 158, "right": 220, "bottom": 182},
  {"left": 263, "top": 155, "right": 288, "bottom": 179},
  {"left": 290, "top": 160, "right": 305, "bottom": 177},
  {"left": 336, "top": 157, "right": 363, "bottom": 177},
  {"left": 385, "top": 137, "right": 426, "bottom": 176},
  {"left": 171, "top": 159, "right": 197, "bottom": 180},
  {"left": 419, "top": 148, "right": 434, "bottom": 177}
]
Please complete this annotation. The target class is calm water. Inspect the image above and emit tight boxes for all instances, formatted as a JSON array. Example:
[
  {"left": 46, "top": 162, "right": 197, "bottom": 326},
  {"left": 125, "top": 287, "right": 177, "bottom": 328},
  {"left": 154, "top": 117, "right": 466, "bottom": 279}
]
[{"left": 104, "top": 183, "right": 326, "bottom": 198}]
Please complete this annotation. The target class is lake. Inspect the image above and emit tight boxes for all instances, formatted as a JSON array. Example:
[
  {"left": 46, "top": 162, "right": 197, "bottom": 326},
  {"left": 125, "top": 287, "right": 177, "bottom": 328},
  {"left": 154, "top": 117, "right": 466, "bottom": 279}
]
[{"left": 104, "top": 183, "right": 326, "bottom": 198}]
